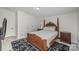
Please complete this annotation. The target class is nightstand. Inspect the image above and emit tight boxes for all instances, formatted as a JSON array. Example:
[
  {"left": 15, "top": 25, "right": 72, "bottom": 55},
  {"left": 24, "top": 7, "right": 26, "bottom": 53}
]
[
  {"left": 37, "top": 28, "right": 43, "bottom": 31},
  {"left": 60, "top": 31, "right": 71, "bottom": 44}
]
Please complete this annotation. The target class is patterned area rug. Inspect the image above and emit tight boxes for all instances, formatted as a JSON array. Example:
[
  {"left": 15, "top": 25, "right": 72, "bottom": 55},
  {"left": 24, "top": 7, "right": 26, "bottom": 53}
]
[{"left": 11, "top": 39, "right": 69, "bottom": 51}]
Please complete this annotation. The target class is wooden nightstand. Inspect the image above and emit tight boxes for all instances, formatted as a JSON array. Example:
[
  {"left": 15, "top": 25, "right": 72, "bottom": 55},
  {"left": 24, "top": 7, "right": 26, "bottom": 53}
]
[
  {"left": 60, "top": 31, "right": 71, "bottom": 44},
  {"left": 37, "top": 28, "right": 43, "bottom": 31}
]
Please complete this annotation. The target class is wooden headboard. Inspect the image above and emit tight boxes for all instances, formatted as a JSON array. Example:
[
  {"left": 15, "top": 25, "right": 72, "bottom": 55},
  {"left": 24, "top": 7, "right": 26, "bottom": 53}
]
[
  {"left": 45, "top": 21, "right": 57, "bottom": 27},
  {"left": 43, "top": 17, "right": 59, "bottom": 38}
]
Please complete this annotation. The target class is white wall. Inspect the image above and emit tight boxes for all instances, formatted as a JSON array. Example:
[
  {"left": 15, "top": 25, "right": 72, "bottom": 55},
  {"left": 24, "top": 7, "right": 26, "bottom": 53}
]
[
  {"left": 78, "top": 13, "right": 79, "bottom": 41},
  {"left": 45, "top": 12, "right": 78, "bottom": 43},
  {"left": 0, "top": 8, "right": 16, "bottom": 37},
  {"left": 76, "top": 10, "right": 79, "bottom": 43},
  {"left": 17, "top": 11, "right": 41, "bottom": 39}
]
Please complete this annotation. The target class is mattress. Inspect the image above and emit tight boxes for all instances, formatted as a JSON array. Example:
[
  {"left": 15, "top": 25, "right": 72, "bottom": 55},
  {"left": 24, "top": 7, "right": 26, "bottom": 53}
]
[{"left": 29, "top": 30, "right": 58, "bottom": 47}]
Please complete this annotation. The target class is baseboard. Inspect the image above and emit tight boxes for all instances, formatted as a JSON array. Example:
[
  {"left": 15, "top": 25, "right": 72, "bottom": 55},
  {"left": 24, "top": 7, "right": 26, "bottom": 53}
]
[
  {"left": 5, "top": 36, "right": 16, "bottom": 38},
  {"left": 17, "top": 36, "right": 26, "bottom": 40}
]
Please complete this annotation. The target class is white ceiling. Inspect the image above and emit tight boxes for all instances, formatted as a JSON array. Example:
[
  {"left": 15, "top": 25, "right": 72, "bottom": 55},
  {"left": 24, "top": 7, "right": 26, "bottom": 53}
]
[{"left": 6, "top": 7, "right": 78, "bottom": 18}]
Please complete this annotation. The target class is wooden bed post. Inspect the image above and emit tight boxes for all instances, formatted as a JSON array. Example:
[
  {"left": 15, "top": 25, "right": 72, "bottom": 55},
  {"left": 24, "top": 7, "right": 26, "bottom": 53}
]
[
  {"left": 43, "top": 19, "right": 45, "bottom": 27},
  {"left": 57, "top": 17, "right": 59, "bottom": 38}
]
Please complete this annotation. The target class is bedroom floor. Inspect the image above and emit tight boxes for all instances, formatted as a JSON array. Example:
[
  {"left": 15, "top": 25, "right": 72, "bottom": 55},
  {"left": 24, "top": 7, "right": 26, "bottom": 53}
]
[
  {"left": 1, "top": 36, "right": 79, "bottom": 51},
  {"left": 1, "top": 36, "right": 17, "bottom": 51}
]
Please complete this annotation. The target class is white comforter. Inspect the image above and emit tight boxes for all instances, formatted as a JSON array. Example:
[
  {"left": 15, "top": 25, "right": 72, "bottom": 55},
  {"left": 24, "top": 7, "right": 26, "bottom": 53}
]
[{"left": 29, "top": 30, "right": 58, "bottom": 47}]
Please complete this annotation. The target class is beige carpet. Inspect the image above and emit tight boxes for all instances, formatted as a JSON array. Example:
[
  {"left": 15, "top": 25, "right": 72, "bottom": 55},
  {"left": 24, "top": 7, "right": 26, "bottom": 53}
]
[{"left": 1, "top": 36, "right": 17, "bottom": 51}]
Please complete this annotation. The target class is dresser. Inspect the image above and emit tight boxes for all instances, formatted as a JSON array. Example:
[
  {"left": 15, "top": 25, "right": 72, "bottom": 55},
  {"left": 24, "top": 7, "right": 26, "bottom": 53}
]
[{"left": 60, "top": 31, "right": 71, "bottom": 44}]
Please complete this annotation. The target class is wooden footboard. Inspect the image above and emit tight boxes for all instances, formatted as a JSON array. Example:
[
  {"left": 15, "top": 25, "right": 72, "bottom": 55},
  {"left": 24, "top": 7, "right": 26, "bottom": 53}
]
[{"left": 27, "top": 33, "right": 48, "bottom": 51}]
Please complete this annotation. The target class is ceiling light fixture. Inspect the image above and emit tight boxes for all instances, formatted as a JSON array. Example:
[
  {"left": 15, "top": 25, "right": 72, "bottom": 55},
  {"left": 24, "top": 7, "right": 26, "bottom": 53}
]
[{"left": 36, "top": 7, "right": 40, "bottom": 10}]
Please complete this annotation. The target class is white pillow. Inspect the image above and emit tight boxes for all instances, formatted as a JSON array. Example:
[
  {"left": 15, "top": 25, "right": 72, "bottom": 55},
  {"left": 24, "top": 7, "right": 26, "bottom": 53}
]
[{"left": 43, "top": 27, "right": 55, "bottom": 31}]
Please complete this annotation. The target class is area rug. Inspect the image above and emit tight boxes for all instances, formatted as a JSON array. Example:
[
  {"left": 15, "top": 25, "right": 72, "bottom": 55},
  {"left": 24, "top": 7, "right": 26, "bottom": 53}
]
[{"left": 11, "top": 39, "right": 69, "bottom": 51}]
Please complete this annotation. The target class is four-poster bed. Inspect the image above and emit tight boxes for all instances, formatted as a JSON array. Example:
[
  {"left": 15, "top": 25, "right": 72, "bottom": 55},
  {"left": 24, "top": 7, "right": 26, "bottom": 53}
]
[{"left": 27, "top": 17, "right": 59, "bottom": 51}]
